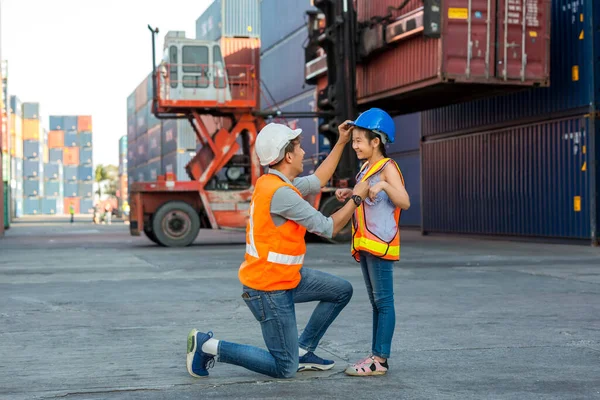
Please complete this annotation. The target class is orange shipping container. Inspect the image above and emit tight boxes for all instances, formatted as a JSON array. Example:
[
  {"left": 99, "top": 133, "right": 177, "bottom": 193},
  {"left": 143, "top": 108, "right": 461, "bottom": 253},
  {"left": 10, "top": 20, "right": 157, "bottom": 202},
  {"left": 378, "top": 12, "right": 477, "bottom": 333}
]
[
  {"left": 64, "top": 197, "right": 81, "bottom": 214},
  {"left": 23, "top": 119, "right": 40, "bottom": 141},
  {"left": 10, "top": 133, "right": 23, "bottom": 158},
  {"left": 63, "top": 147, "right": 80, "bottom": 165},
  {"left": 48, "top": 130, "right": 64, "bottom": 149},
  {"left": 77, "top": 116, "right": 92, "bottom": 132}
]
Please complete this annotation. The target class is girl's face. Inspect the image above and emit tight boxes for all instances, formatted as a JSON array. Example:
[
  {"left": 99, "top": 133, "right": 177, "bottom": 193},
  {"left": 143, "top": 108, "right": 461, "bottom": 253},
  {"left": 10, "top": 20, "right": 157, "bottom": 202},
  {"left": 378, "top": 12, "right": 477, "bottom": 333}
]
[{"left": 352, "top": 128, "right": 380, "bottom": 160}]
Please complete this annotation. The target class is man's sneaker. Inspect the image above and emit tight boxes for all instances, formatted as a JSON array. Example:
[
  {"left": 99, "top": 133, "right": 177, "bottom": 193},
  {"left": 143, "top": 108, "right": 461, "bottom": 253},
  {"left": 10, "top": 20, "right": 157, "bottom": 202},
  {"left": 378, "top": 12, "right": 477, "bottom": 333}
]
[
  {"left": 344, "top": 356, "right": 388, "bottom": 376},
  {"left": 186, "top": 329, "right": 216, "bottom": 378},
  {"left": 297, "top": 351, "right": 335, "bottom": 372}
]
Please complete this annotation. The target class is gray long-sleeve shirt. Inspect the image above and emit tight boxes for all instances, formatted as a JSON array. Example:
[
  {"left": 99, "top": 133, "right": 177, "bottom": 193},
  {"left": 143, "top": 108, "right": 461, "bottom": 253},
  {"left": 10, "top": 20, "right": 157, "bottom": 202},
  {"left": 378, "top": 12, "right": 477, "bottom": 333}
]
[{"left": 268, "top": 169, "right": 334, "bottom": 239}]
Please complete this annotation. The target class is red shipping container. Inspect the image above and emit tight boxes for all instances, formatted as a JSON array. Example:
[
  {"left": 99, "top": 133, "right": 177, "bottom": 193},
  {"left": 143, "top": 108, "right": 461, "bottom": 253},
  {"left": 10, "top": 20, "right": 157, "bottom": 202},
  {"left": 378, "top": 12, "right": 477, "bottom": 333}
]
[
  {"left": 48, "top": 130, "right": 64, "bottom": 149},
  {"left": 220, "top": 37, "right": 261, "bottom": 107},
  {"left": 64, "top": 197, "right": 81, "bottom": 215},
  {"left": 355, "top": 0, "right": 550, "bottom": 112},
  {"left": 77, "top": 116, "right": 92, "bottom": 132},
  {"left": 63, "top": 147, "right": 80, "bottom": 165}
]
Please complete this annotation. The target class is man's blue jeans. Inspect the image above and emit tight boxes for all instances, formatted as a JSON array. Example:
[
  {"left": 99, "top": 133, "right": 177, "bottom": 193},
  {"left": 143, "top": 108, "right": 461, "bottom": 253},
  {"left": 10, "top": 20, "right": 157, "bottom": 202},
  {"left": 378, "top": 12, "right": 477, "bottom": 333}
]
[{"left": 217, "top": 267, "right": 353, "bottom": 378}]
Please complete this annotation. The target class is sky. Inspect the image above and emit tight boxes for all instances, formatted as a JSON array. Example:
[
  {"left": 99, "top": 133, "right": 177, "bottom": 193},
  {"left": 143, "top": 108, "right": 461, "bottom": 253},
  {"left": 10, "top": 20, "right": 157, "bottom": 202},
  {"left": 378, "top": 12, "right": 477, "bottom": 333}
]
[{"left": 1, "top": 0, "right": 212, "bottom": 167}]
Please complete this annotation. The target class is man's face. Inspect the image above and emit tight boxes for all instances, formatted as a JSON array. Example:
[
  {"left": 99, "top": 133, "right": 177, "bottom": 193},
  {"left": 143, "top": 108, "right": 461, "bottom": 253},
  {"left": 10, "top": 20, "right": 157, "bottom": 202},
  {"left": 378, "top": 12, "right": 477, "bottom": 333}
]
[{"left": 287, "top": 140, "right": 305, "bottom": 175}]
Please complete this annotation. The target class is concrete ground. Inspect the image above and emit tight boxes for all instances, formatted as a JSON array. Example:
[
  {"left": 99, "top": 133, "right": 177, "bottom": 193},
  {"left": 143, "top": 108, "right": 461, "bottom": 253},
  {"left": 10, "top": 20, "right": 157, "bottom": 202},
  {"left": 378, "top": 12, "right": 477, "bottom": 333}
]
[{"left": 1, "top": 216, "right": 599, "bottom": 400}]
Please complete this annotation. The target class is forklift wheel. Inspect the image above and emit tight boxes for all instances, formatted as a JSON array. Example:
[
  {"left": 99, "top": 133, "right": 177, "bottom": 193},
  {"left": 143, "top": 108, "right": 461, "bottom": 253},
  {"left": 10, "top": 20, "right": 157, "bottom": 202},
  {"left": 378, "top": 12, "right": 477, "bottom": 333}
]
[
  {"left": 143, "top": 222, "right": 161, "bottom": 245},
  {"left": 319, "top": 196, "right": 352, "bottom": 244},
  {"left": 152, "top": 201, "right": 201, "bottom": 247}
]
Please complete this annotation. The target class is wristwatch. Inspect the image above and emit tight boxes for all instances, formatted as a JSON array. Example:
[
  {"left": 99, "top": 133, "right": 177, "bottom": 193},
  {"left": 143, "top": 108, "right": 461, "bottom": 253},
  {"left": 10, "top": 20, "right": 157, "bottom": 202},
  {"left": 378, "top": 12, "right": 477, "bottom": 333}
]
[{"left": 351, "top": 194, "right": 363, "bottom": 206}]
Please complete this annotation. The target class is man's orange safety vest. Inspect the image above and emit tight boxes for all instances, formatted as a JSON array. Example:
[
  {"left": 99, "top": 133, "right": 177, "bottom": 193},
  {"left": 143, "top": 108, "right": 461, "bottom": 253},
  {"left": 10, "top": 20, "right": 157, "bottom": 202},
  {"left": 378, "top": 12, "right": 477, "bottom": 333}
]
[
  {"left": 351, "top": 158, "right": 404, "bottom": 262},
  {"left": 239, "top": 174, "right": 307, "bottom": 291}
]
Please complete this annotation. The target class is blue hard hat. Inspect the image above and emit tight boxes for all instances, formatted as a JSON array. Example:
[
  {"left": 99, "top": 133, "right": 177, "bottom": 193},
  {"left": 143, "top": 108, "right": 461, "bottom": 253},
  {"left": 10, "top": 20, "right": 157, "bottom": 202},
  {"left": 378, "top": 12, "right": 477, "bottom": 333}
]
[{"left": 349, "top": 108, "right": 395, "bottom": 143}]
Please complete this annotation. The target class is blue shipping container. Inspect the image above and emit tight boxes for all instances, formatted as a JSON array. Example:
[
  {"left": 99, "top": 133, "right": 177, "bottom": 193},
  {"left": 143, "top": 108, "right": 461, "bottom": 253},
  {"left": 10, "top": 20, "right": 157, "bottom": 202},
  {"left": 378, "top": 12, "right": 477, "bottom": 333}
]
[
  {"left": 195, "top": 0, "right": 260, "bottom": 42},
  {"left": 136, "top": 105, "right": 149, "bottom": 138},
  {"left": 80, "top": 199, "right": 94, "bottom": 214},
  {"left": 11, "top": 157, "right": 23, "bottom": 181},
  {"left": 64, "top": 130, "right": 79, "bottom": 147},
  {"left": 23, "top": 197, "right": 41, "bottom": 215},
  {"left": 45, "top": 180, "right": 64, "bottom": 197},
  {"left": 23, "top": 159, "right": 43, "bottom": 178},
  {"left": 127, "top": 91, "right": 136, "bottom": 117},
  {"left": 161, "top": 151, "right": 195, "bottom": 181},
  {"left": 148, "top": 125, "right": 162, "bottom": 160},
  {"left": 421, "top": 0, "right": 599, "bottom": 136},
  {"left": 22, "top": 103, "right": 40, "bottom": 119},
  {"left": 41, "top": 198, "right": 62, "bottom": 215},
  {"left": 128, "top": 116, "right": 136, "bottom": 144},
  {"left": 9, "top": 95, "right": 22, "bottom": 115},
  {"left": 134, "top": 134, "right": 149, "bottom": 168},
  {"left": 78, "top": 182, "right": 94, "bottom": 198},
  {"left": 49, "top": 149, "right": 63, "bottom": 163},
  {"left": 260, "top": 0, "right": 313, "bottom": 52},
  {"left": 390, "top": 151, "right": 421, "bottom": 227},
  {"left": 23, "top": 140, "right": 43, "bottom": 159},
  {"left": 80, "top": 148, "right": 93, "bottom": 165},
  {"left": 23, "top": 179, "right": 44, "bottom": 197},
  {"left": 13, "top": 195, "right": 23, "bottom": 218},
  {"left": 79, "top": 131, "right": 93, "bottom": 148},
  {"left": 78, "top": 165, "right": 94, "bottom": 181},
  {"left": 120, "top": 136, "right": 127, "bottom": 156},
  {"left": 421, "top": 115, "right": 591, "bottom": 239},
  {"left": 64, "top": 182, "right": 79, "bottom": 197},
  {"left": 49, "top": 116, "right": 65, "bottom": 131},
  {"left": 147, "top": 158, "right": 162, "bottom": 181},
  {"left": 44, "top": 163, "right": 63, "bottom": 180},
  {"left": 260, "top": 30, "right": 312, "bottom": 107},
  {"left": 147, "top": 102, "right": 160, "bottom": 131},
  {"left": 387, "top": 112, "right": 421, "bottom": 154},
  {"left": 63, "top": 116, "right": 78, "bottom": 131},
  {"left": 161, "top": 119, "right": 196, "bottom": 156},
  {"left": 63, "top": 166, "right": 79, "bottom": 182}
]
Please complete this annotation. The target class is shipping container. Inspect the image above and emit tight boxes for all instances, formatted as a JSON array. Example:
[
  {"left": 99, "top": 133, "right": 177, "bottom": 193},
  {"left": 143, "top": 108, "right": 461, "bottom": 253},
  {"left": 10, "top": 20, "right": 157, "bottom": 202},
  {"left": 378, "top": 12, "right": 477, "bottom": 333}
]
[
  {"left": 80, "top": 148, "right": 93, "bottom": 165},
  {"left": 9, "top": 134, "right": 23, "bottom": 159},
  {"left": 134, "top": 75, "right": 150, "bottom": 112},
  {"left": 23, "top": 197, "right": 41, "bottom": 215},
  {"left": 119, "top": 156, "right": 128, "bottom": 176},
  {"left": 23, "top": 159, "right": 43, "bottom": 178},
  {"left": 147, "top": 158, "right": 162, "bottom": 181},
  {"left": 355, "top": 0, "right": 551, "bottom": 112},
  {"left": 127, "top": 91, "right": 136, "bottom": 117},
  {"left": 119, "top": 136, "right": 127, "bottom": 156},
  {"left": 2, "top": 182, "right": 9, "bottom": 228},
  {"left": 49, "top": 116, "right": 64, "bottom": 131},
  {"left": 43, "top": 143, "right": 49, "bottom": 164},
  {"left": 23, "top": 179, "right": 44, "bottom": 197},
  {"left": 40, "top": 198, "right": 62, "bottom": 215},
  {"left": 421, "top": 0, "right": 597, "bottom": 136},
  {"left": 389, "top": 151, "right": 421, "bottom": 227},
  {"left": 2, "top": 152, "right": 9, "bottom": 182},
  {"left": 79, "top": 131, "right": 92, "bottom": 148},
  {"left": 136, "top": 104, "right": 149, "bottom": 137},
  {"left": 13, "top": 193, "right": 23, "bottom": 218},
  {"left": 64, "top": 197, "right": 80, "bottom": 214},
  {"left": 64, "top": 130, "right": 79, "bottom": 147},
  {"left": 22, "top": 103, "right": 40, "bottom": 119},
  {"left": 63, "top": 165, "right": 78, "bottom": 182},
  {"left": 64, "top": 182, "right": 78, "bottom": 197},
  {"left": 77, "top": 182, "right": 94, "bottom": 198},
  {"left": 421, "top": 115, "right": 592, "bottom": 239},
  {"left": 146, "top": 101, "right": 160, "bottom": 131},
  {"left": 260, "top": 0, "right": 313, "bottom": 52},
  {"left": 47, "top": 130, "right": 64, "bottom": 148},
  {"left": 135, "top": 134, "right": 148, "bottom": 168},
  {"left": 63, "top": 116, "right": 78, "bottom": 131},
  {"left": 10, "top": 157, "right": 22, "bottom": 182},
  {"left": 23, "top": 119, "right": 41, "bottom": 141},
  {"left": 261, "top": 29, "right": 312, "bottom": 107},
  {"left": 161, "top": 119, "right": 197, "bottom": 155},
  {"left": 161, "top": 150, "right": 196, "bottom": 181},
  {"left": 128, "top": 116, "right": 136, "bottom": 144},
  {"left": 9, "top": 95, "right": 21, "bottom": 115},
  {"left": 45, "top": 180, "right": 64, "bottom": 197},
  {"left": 77, "top": 116, "right": 92, "bottom": 132},
  {"left": 386, "top": 112, "right": 421, "bottom": 154},
  {"left": 78, "top": 165, "right": 94, "bottom": 181},
  {"left": 44, "top": 163, "right": 63, "bottom": 180},
  {"left": 63, "top": 147, "right": 80, "bottom": 165},
  {"left": 147, "top": 125, "right": 162, "bottom": 160},
  {"left": 80, "top": 198, "right": 94, "bottom": 214},
  {"left": 23, "top": 140, "right": 42, "bottom": 159},
  {"left": 195, "top": 0, "right": 260, "bottom": 42},
  {"left": 49, "top": 148, "right": 63, "bottom": 163}
]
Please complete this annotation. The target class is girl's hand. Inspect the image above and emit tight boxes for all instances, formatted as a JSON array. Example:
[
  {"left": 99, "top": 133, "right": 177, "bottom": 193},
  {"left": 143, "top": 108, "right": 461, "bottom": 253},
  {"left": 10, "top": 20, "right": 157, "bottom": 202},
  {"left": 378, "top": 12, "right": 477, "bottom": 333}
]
[
  {"left": 335, "top": 188, "right": 353, "bottom": 202},
  {"left": 368, "top": 181, "right": 387, "bottom": 201}
]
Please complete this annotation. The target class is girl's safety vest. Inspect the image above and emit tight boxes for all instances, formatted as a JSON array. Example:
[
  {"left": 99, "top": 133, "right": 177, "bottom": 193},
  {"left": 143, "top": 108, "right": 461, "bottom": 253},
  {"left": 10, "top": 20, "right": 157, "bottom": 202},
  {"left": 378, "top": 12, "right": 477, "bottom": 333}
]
[
  {"left": 351, "top": 158, "right": 404, "bottom": 262},
  {"left": 239, "top": 174, "right": 307, "bottom": 291}
]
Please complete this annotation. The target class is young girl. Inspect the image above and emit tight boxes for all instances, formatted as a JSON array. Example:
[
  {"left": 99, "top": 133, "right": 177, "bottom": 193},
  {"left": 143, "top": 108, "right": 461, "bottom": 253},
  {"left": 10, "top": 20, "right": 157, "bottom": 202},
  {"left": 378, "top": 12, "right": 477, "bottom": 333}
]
[{"left": 336, "top": 108, "right": 410, "bottom": 376}]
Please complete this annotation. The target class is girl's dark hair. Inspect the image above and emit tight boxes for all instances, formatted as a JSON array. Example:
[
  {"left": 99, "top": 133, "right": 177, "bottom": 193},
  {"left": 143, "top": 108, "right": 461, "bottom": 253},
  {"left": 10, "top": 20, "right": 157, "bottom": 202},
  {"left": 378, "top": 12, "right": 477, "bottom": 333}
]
[{"left": 365, "top": 130, "right": 388, "bottom": 157}]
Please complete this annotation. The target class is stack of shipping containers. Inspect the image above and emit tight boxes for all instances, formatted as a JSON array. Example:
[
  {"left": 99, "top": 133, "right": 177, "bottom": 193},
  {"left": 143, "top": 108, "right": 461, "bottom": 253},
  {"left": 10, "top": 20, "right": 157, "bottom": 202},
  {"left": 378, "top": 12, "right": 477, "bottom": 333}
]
[
  {"left": 118, "top": 136, "right": 127, "bottom": 211},
  {"left": 8, "top": 95, "right": 23, "bottom": 218},
  {"left": 49, "top": 115, "right": 94, "bottom": 215},
  {"left": 22, "top": 102, "right": 45, "bottom": 215},
  {"left": 419, "top": 0, "right": 599, "bottom": 242},
  {"left": 1, "top": 61, "right": 8, "bottom": 230}
]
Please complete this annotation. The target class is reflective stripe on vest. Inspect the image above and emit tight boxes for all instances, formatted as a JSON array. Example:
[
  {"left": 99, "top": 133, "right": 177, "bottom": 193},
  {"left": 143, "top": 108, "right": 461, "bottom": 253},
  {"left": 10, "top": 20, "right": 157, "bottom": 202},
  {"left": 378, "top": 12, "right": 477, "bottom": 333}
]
[{"left": 351, "top": 158, "right": 403, "bottom": 262}]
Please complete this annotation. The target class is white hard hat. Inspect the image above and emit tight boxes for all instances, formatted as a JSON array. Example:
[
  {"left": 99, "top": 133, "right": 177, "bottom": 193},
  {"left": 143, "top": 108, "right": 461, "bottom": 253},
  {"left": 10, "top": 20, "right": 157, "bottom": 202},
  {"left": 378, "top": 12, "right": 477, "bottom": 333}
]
[{"left": 255, "top": 123, "right": 302, "bottom": 166}]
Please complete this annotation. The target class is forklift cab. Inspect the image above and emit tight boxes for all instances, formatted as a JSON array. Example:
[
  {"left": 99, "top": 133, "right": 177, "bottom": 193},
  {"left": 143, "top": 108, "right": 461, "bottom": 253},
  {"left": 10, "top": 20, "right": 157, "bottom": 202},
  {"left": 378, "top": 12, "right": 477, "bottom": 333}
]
[{"left": 159, "top": 37, "right": 232, "bottom": 104}]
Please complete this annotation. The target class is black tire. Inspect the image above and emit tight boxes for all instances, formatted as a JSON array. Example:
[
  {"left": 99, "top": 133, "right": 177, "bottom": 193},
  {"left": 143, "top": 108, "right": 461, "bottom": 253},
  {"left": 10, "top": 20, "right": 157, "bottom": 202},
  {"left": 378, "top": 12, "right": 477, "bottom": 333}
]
[
  {"left": 152, "top": 201, "right": 201, "bottom": 247},
  {"left": 143, "top": 222, "right": 161, "bottom": 245},
  {"left": 319, "top": 195, "right": 352, "bottom": 244}
]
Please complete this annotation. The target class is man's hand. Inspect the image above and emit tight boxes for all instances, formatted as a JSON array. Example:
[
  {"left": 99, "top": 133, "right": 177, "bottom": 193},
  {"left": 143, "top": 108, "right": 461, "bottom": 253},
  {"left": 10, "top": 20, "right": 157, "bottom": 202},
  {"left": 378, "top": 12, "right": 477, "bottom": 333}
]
[
  {"left": 335, "top": 188, "right": 353, "bottom": 202},
  {"left": 337, "top": 120, "right": 354, "bottom": 145},
  {"left": 353, "top": 181, "right": 370, "bottom": 199}
]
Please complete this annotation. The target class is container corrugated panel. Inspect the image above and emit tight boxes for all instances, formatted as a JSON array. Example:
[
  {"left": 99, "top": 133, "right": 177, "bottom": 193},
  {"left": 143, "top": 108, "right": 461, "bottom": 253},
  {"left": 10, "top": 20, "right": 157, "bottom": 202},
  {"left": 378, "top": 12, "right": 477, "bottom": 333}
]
[
  {"left": 135, "top": 75, "right": 149, "bottom": 112},
  {"left": 135, "top": 134, "right": 149, "bottom": 168},
  {"left": 63, "top": 147, "right": 80, "bottom": 165},
  {"left": 77, "top": 116, "right": 92, "bottom": 132},
  {"left": 64, "top": 130, "right": 79, "bottom": 147},
  {"left": 45, "top": 181, "right": 64, "bottom": 197},
  {"left": 80, "top": 148, "right": 93, "bottom": 165},
  {"left": 23, "top": 119, "right": 40, "bottom": 141},
  {"left": 80, "top": 199, "right": 94, "bottom": 214},
  {"left": 23, "top": 140, "right": 43, "bottom": 159},
  {"left": 260, "top": 0, "right": 313, "bottom": 52},
  {"left": 49, "top": 149, "right": 63, "bottom": 163},
  {"left": 128, "top": 116, "right": 136, "bottom": 144},
  {"left": 196, "top": 0, "right": 260, "bottom": 42},
  {"left": 64, "top": 182, "right": 79, "bottom": 197},
  {"left": 9, "top": 95, "right": 22, "bottom": 115},
  {"left": 11, "top": 157, "right": 22, "bottom": 181},
  {"left": 24, "top": 179, "right": 44, "bottom": 197},
  {"left": 49, "top": 116, "right": 64, "bottom": 131},
  {"left": 421, "top": 0, "right": 594, "bottom": 136},
  {"left": 63, "top": 165, "right": 78, "bottom": 182},
  {"left": 161, "top": 119, "right": 197, "bottom": 156},
  {"left": 146, "top": 102, "right": 160, "bottom": 131},
  {"left": 390, "top": 152, "right": 421, "bottom": 227},
  {"left": 422, "top": 115, "right": 591, "bottom": 238},
  {"left": 127, "top": 91, "right": 136, "bottom": 116},
  {"left": 79, "top": 131, "right": 92, "bottom": 148},
  {"left": 161, "top": 151, "right": 196, "bottom": 181},
  {"left": 78, "top": 165, "right": 94, "bottom": 181},
  {"left": 260, "top": 30, "right": 311, "bottom": 107},
  {"left": 48, "top": 130, "right": 64, "bottom": 149},
  {"left": 147, "top": 158, "right": 162, "bottom": 181},
  {"left": 13, "top": 194, "right": 23, "bottom": 218},
  {"left": 136, "top": 105, "right": 149, "bottom": 138},
  {"left": 386, "top": 112, "right": 421, "bottom": 154},
  {"left": 23, "top": 159, "right": 43, "bottom": 178},
  {"left": 63, "top": 116, "right": 78, "bottom": 131},
  {"left": 44, "top": 163, "right": 62, "bottom": 180},
  {"left": 119, "top": 136, "right": 127, "bottom": 156},
  {"left": 23, "top": 197, "right": 41, "bottom": 215},
  {"left": 41, "top": 198, "right": 62, "bottom": 215},
  {"left": 148, "top": 125, "right": 162, "bottom": 160},
  {"left": 77, "top": 182, "right": 94, "bottom": 198},
  {"left": 22, "top": 103, "right": 40, "bottom": 119}
]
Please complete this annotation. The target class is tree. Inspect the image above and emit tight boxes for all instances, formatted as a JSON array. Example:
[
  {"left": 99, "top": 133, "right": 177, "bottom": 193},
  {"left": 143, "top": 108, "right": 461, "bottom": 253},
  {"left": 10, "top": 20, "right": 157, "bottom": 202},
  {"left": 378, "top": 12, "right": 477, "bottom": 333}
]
[{"left": 95, "top": 164, "right": 119, "bottom": 197}]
